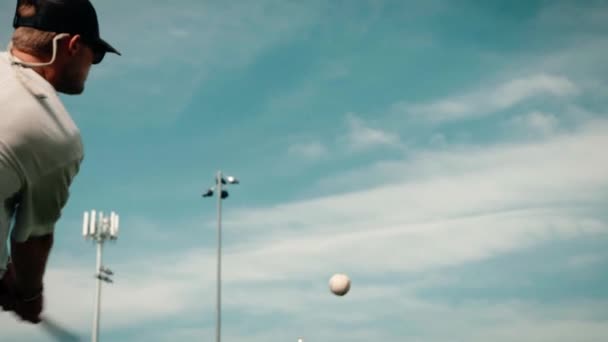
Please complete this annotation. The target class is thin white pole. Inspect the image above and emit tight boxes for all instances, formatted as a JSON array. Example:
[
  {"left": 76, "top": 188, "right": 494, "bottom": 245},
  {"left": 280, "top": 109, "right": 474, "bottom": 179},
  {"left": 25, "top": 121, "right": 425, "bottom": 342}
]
[
  {"left": 92, "top": 240, "right": 103, "bottom": 342},
  {"left": 216, "top": 170, "right": 223, "bottom": 342}
]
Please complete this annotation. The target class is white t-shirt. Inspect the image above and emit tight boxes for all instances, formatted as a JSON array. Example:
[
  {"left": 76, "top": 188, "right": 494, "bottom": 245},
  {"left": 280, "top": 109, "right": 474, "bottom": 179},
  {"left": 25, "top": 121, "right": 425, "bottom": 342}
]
[{"left": 0, "top": 51, "right": 84, "bottom": 278}]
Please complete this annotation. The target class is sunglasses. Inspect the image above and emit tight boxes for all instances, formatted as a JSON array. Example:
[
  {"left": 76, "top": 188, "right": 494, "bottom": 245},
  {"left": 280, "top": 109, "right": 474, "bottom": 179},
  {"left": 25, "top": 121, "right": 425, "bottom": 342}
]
[
  {"left": 81, "top": 38, "right": 106, "bottom": 64},
  {"left": 92, "top": 48, "right": 106, "bottom": 65}
]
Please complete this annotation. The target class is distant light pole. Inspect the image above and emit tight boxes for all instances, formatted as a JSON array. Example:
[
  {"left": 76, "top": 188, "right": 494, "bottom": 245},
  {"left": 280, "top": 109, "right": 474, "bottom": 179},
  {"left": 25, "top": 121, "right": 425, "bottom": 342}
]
[
  {"left": 82, "top": 210, "right": 120, "bottom": 342},
  {"left": 202, "top": 171, "right": 239, "bottom": 342}
]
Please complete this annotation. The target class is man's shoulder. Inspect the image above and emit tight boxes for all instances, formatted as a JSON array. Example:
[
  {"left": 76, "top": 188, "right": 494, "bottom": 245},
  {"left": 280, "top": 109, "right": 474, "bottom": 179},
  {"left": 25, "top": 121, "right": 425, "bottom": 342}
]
[
  {"left": 0, "top": 52, "right": 26, "bottom": 98},
  {"left": 0, "top": 90, "right": 81, "bottom": 147},
  {"left": 0, "top": 51, "right": 10, "bottom": 70},
  {"left": 0, "top": 53, "right": 50, "bottom": 116},
  {"left": 0, "top": 51, "right": 83, "bottom": 175},
  {"left": 0, "top": 53, "right": 81, "bottom": 144}
]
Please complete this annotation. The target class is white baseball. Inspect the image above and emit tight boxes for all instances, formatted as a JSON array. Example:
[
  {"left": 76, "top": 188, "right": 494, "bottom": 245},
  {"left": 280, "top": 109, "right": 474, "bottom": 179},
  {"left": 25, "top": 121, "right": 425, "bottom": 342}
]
[{"left": 329, "top": 273, "right": 351, "bottom": 296}]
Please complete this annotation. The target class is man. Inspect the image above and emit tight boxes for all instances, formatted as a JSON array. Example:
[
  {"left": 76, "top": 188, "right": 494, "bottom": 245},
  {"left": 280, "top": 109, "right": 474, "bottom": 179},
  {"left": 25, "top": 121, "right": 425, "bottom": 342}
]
[{"left": 0, "top": 0, "right": 120, "bottom": 324}]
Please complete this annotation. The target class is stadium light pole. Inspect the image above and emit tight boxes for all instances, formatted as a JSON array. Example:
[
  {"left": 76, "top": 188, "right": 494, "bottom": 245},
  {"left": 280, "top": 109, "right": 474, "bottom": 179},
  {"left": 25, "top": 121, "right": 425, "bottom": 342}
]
[
  {"left": 83, "top": 210, "right": 120, "bottom": 342},
  {"left": 202, "top": 170, "right": 239, "bottom": 342}
]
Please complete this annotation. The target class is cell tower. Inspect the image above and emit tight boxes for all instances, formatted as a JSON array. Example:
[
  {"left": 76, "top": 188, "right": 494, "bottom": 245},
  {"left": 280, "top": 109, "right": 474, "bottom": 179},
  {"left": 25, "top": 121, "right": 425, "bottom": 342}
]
[{"left": 82, "top": 210, "right": 120, "bottom": 342}]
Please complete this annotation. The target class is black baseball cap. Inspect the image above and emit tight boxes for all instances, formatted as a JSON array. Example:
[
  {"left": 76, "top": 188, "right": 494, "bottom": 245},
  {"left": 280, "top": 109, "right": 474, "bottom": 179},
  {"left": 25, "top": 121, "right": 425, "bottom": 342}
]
[{"left": 12, "top": 0, "right": 120, "bottom": 64}]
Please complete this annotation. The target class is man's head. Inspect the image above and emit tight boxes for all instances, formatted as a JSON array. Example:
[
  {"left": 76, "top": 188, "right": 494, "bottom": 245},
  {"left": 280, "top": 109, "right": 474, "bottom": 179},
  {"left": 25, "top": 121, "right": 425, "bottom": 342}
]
[{"left": 10, "top": 0, "right": 120, "bottom": 95}]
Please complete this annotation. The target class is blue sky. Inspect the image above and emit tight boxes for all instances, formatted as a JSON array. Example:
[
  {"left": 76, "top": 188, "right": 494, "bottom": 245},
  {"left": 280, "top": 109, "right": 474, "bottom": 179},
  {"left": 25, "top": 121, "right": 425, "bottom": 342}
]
[{"left": 1, "top": 0, "right": 608, "bottom": 341}]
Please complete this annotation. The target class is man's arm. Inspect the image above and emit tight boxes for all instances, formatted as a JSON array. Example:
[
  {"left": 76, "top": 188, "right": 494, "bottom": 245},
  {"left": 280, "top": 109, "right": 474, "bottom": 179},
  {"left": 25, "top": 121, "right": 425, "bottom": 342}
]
[
  {"left": 2, "top": 234, "right": 53, "bottom": 323},
  {"left": 11, "top": 233, "right": 53, "bottom": 300},
  {"left": 7, "top": 159, "right": 80, "bottom": 322}
]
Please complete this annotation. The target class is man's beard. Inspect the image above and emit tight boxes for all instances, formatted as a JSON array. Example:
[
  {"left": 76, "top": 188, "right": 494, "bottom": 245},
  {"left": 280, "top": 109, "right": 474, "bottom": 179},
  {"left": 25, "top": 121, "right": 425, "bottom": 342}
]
[{"left": 54, "top": 67, "right": 86, "bottom": 95}]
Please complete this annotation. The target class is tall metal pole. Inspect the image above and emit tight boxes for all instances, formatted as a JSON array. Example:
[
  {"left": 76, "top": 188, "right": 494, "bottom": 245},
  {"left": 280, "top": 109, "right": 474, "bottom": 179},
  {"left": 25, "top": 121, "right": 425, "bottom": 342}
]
[
  {"left": 92, "top": 239, "right": 103, "bottom": 342},
  {"left": 83, "top": 210, "right": 118, "bottom": 342},
  {"left": 203, "top": 172, "right": 237, "bottom": 342},
  {"left": 216, "top": 170, "right": 223, "bottom": 342}
]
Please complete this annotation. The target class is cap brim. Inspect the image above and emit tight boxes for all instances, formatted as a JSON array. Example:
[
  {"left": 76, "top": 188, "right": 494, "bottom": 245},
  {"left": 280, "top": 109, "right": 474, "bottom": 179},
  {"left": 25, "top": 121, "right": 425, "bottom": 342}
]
[{"left": 97, "top": 38, "right": 121, "bottom": 56}]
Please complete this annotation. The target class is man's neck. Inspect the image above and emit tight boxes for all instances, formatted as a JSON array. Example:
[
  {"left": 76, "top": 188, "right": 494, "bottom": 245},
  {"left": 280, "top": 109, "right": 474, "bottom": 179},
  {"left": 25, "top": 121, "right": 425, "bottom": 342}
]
[{"left": 10, "top": 47, "right": 52, "bottom": 81}]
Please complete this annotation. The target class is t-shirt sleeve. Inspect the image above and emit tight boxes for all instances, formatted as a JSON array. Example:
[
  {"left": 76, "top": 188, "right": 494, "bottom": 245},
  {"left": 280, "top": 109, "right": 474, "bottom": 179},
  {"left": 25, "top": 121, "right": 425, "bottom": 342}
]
[{"left": 11, "top": 159, "right": 81, "bottom": 242}]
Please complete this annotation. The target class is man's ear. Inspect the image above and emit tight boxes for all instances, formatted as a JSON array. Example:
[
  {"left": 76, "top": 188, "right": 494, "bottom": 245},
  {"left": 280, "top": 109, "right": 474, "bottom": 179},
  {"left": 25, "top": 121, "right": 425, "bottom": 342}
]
[{"left": 66, "top": 34, "right": 84, "bottom": 57}]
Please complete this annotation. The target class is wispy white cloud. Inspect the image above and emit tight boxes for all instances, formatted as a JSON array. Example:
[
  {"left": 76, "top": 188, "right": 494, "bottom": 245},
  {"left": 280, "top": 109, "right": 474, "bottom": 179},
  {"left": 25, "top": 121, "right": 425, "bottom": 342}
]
[
  {"left": 508, "top": 111, "right": 560, "bottom": 136},
  {"left": 428, "top": 132, "right": 447, "bottom": 147},
  {"left": 566, "top": 253, "right": 605, "bottom": 268},
  {"left": 396, "top": 74, "right": 579, "bottom": 123},
  {"left": 281, "top": 113, "right": 404, "bottom": 163},
  {"left": 342, "top": 113, "right": 403, "bottom": 151},
  {"left": 168, "top": 27, "right": 190, "bottom": 38},
  {"left": 472, "top": 2, "right": 608, "bottom": 105},
  {"left": 287, "top": 141, "right": 328, "bottom": 161}
]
